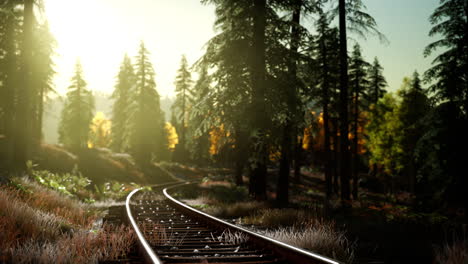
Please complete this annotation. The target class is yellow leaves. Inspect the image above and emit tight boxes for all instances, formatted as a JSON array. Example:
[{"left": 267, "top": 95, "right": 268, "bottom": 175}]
[
  {"left": 209, "top": 124, "right": 226, "bottom": 156},
  {"left": 88, "top": 112, "right": 111, "bottom": 149},
  {"left": 165, "top": 122, "right": 178, "bottom": 151}
]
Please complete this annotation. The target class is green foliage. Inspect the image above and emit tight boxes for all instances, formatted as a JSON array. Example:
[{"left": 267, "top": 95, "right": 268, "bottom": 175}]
[
  {"left": 424, "top": 0, "right": 468, "bottom": 116},
  {"left": 58, "top": 60, "right": 95, "bottom": 150},
  {"left": 366, "top": 74, "right": 431, "bottom": 192},
  {"left": 93, "top": 181, "right": 133, "bottom": 201},
  {"left": 188, "top": 64, "right": 212, "bottom": 164},
  {"left": 366, "top": 92, "right": 404, "bottom": 178},
  {"left": 26, "top": 161, "right": 91, "bottom": 197}
]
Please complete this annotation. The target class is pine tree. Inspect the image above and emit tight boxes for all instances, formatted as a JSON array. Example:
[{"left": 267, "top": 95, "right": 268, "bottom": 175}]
[
  {"left": 128, "top": 41, "right": 165, "bottom": 166},
  {"left": 58, "top": 60, "right": 95, "bottom": 151},
  {"left": 336, "top": 0, "right": 386, "bottom": 202},
  {"left": 348, "top": 43, "right": 370, "bottom": 199},
  {"left": 31, "top": 21, "right": 56, "bottom": 144},
  {"left": 367, "top": 57, "right": 387, "bottom": 106},
  {"left": 189, "top": 64, "right": 212, "bottom": 165},
  {"left": 173, "top": 55, "right": 192, "bottom": 162},
  {"left": 14, "top": 0, "right": 34, "bottom": 170},
  {"left": 111, "top": 54, "right": 135, "bottom": 153},
  {"left": 424, "top": 0, "right": 468, "bottom": 117},
  {"left": 314, "top": 6, "right": 341, "bottom": 198},
  {"left": 0, "top": 0, "right": 21, "bottom": 171},
  {"left": 276, "top": 0, "right": 302, "bottom": 206},
  {"left": 398, "top": 71, "right": 430, "bottom": 193}
]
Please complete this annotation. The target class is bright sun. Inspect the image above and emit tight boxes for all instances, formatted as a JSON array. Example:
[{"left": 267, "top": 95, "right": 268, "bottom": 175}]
[{"left": 43, "top": 0, "right": 216, "bottom": 97}]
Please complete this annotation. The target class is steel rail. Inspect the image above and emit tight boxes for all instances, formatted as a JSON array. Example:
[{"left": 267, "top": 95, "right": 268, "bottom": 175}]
[
  {"left": 163, "top": 182, "right": 343, "bottom": 264},
  {"left": 126, "top": 181, "right": 185, "bottom": 264}
]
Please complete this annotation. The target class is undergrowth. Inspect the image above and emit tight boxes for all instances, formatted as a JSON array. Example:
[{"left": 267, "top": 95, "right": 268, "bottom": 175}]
[{"left": 0, "top": 175, "right": 136, "bottom": 263}]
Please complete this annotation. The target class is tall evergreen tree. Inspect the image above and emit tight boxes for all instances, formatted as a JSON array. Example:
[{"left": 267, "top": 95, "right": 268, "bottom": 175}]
[
  {"left": 0, "top": 0, "right": 21, "bottom": 171},
  {"left": 314, "top": 6, "right": 341, "bottom": 198},
  {"left": 200, "top": 0, "right": 254, "bottom": 186},
  {"left": 128, "top": 41, "right": 165, "bottom": 166},
  {"left": 58, "top": 60, "right": 95, "bottom": 150},
  {"left": 173, "top": 55, "right": 192, "bottom": 162},
  {"left": 111, "top": 54, "right": 135, "bottom": 153},
  {"left": 276, "top": 0, "right": 303, "bottom": 206},
  {"left": 335, "top": 0, "right": 386, "bottom": 202},
  {"left": 424, "top": 0, "right": 468, "bottom": 117},
  {"left": 338, "top": 0, "right": 351, "bottom": 202},
  {"left": 189, "top": 64, "right": 212, "bottom": 165},
  {"left": 348, "top": 43, "right": 370, "bottom": 199},
  {"left": 13, "top": 0, "right": 34, "bottom": 170},
  {"left": 367, "top": 57, "right": 387, "bottom": 106},
  {"left": 398, "top": 71, "right": 430, "bottom": 193},
  {"left": 31, "top": 21, "right": 56, "bottom": 144}
]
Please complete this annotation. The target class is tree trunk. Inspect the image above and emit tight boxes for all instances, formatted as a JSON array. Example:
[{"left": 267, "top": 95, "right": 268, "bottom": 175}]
[
  {"left": 248, "top": 0, "right": 268, "bottom": 200},
  {"left": 3, "top": 5, "right": 18, "bottom": 173},
  {"left": 352, "top": 90, "right": 359, "bottom": 199},
  {"left": 338, "top": 0, "right": 351, "bottom": 202},
  {"left": 277, "top": 2, "right": 301, "bottom": 206},
  {"left": 294, "top": 131, "right": 303, "bottom": 181},
  {"left": 234, "top": 126, "right": 247, "bottom": 186},
  {"left": 332, "top": 118, "right": 340, "bottom": 194},
  {"left": 320, "top": 31, "right": 332, "bottom": 199},
  {"left": 14, "top": 0, "right": 34, "bottom": 171}
]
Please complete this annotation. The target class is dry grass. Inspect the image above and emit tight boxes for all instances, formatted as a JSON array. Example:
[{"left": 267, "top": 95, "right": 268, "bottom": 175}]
[
  {"left": 261, "top": 221, "right": 355, "bottom": 263},
  {"left": 141, "top": 223, "right": 188, "bottom": 246},
  {"left": 435, "top": 237, "right": 468, "bottom": 264},
  {"left": 17, "top": 178, "right": 97, "bottom": 228},
  {"left": 215, "top": 229, "right": 249, "bottom": 245},
  {"left": 0, "top": 182, "right": 136, "bottom": 263},
  {"left": 10, "top": 224, "right": 136, "bottom": 264},
  {"left": 242, "top": 208, "right": 354, "bottom": 263}
]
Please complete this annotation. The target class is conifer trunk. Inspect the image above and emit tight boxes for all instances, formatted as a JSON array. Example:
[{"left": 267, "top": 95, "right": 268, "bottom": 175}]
[
  {"left": 338, "top": 0, "right": 351, "bottom": 202},
  {"left": 3, "top": 6, "right": 18, "bottom": 172},
  {"left": 352, "top": 88, "right": 359, "bottom": 199},
  {"left": 277, "top": 2, "right": 301, "bottom": 206},
  {"left": 14, "top": 0, "right": 34, "bottom": 170},
  {"left": 249, "top": 0, "right": 268, "bottom": 200},
  {"left": 320, "top": 30, "right": 332, "bottom": 198}
]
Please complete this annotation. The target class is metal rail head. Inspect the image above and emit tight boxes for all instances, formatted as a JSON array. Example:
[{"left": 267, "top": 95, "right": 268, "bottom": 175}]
[
  {"left": 126, "top": 187, "right": 162, "bottom": 264},
  {"left": 163, "top": 184, "right": 343, "bottom": 264}
]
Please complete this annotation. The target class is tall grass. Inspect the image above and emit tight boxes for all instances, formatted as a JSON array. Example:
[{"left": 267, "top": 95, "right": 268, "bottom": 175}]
[
  {"left": 10, "top": 224, "right": 135, "bottom": 264},
  {"left": 0, "top": 181, "right": 135, "bottom": 263},
  {"left": 242, "top": 208, "right": 355, "bottom": 263},
  {"left": 435, "top": 235, "right": 468, "bottom": 264},
  {"left": 261, "top": 222, "right": 355, "bottom": 263}
]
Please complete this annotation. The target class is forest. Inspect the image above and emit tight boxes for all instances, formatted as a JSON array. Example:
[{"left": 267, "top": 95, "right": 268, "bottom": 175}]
[{"left": 0, "top": 0, "right": 467, "bottom": 263}]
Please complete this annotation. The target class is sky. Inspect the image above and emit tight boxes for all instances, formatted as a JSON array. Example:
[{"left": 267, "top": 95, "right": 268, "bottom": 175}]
[{"left": 42, "top": 0, "right": 440, "bottom": 98}]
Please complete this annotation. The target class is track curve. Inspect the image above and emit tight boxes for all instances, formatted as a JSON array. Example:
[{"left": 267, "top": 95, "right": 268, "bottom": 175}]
[{"left": 126, "top": 182, "right": 342, "bottom": 264}]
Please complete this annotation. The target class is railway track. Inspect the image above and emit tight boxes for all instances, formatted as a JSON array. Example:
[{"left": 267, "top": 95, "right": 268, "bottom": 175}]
[{"left": 126, "top": 182, "right": 342, "bottom": 264}]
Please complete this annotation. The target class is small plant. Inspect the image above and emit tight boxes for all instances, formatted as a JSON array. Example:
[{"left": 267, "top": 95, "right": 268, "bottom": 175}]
[
  {"left": 27, "top": 161, "right": 91, "bottom": 197},
  {"left": 214, "top": 229, "right": 249, "bottom": 245}
]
